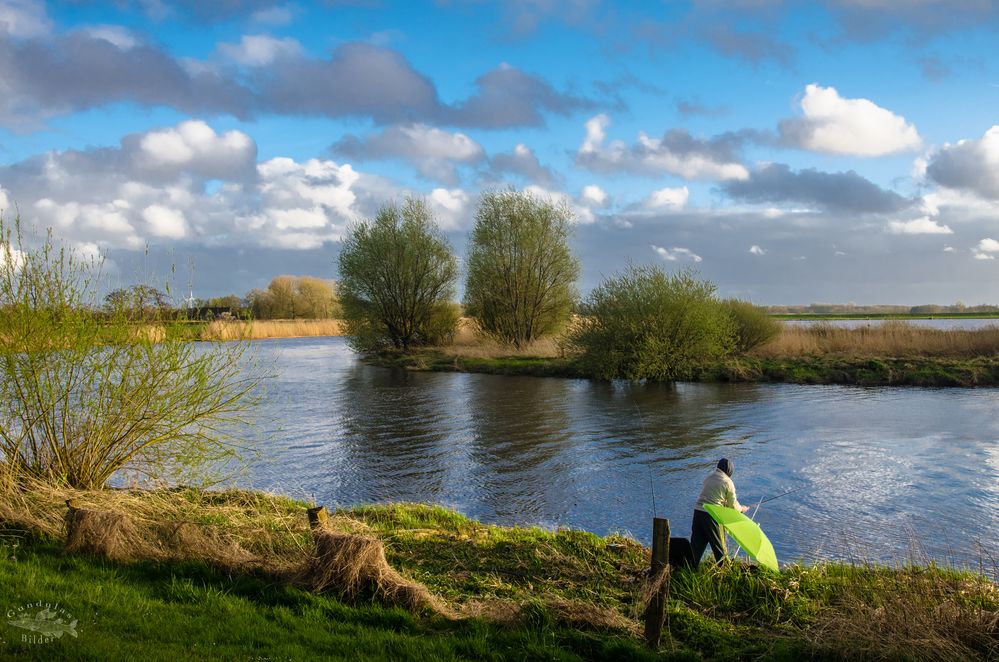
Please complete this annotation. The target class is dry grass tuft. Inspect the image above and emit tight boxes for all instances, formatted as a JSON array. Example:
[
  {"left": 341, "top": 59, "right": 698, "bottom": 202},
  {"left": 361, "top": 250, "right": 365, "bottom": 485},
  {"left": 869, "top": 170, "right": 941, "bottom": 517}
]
[
  {"left": 300, "top": 531, "right": 450, "bottom": 616},
  {"left": 200, "top": 319, "right": 344, "bottom": 341},
  {"left": 755, "top": 321, "right": 999, "bottom": 358},
  {"left": 809, "top": 569, "right": 999, "bottom": 660},
  {"left": 433, "top": 317, "right": 567, "bottom": 358},
  {"left": 64, "top": 506, "right": 163, "bottom": 561},
  {"left": 546, "top": 596, "right": 642, "bottom": 635}
]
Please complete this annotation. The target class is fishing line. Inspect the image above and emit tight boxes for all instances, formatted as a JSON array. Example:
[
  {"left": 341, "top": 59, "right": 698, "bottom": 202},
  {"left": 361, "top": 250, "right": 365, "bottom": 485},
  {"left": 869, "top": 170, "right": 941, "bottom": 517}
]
[{"left": 630, "top": 396, "right": 658, "bottom": 518}]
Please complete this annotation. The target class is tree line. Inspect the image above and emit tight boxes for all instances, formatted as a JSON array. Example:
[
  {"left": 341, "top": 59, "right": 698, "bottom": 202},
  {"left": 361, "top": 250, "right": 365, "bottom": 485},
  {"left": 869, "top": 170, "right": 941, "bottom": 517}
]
[{"left": 337, "top": 189, "right": 780, "bottom": 381}]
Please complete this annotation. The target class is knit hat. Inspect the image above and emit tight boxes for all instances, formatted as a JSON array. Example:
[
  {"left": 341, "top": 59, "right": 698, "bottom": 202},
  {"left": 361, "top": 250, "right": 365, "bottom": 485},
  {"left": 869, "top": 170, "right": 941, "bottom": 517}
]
[{"left": 717, "top": 458, "right": 734, "bottom": 477}]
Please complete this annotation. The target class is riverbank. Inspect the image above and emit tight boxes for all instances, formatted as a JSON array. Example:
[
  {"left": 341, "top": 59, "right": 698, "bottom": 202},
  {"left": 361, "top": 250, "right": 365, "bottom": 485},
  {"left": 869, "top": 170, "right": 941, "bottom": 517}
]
[
  {"left": 1, "top": 485, "right": 995, "bottom": 660},
  {"left": 370, "top": 323, "right": 999, "bottom": 386}
]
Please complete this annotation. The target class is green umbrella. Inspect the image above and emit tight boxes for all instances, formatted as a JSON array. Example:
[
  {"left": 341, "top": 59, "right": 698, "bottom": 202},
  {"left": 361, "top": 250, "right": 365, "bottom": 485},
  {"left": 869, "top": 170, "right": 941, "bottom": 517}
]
[{"left": 702, "top": 504, "right": 779, "bottom": 572}]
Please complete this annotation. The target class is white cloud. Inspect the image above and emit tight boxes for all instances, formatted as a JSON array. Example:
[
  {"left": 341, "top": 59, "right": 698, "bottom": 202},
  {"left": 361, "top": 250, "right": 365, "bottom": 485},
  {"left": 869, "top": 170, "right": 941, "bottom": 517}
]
[
  {"left": 643, "top": 186, "right": 689, "bottom": 210},
  {"left": 780, "top": 84, "right": 922, "bottom": 156},
  {"left": 524, "top": 185, "right": 596, "bottom": 224},
  {"left": 943, "top": 245, "right": 955, "bottom": 252},
  {"left": 749, "top": 244, "right": 766, "bottom": 255},
  {"left": 0, "top": 0, "right": 51, "bottom": 38},
  {"left": 886, "top": 216, "right": 953, "bottom": 235},
  {"left": 977, "top": 238, "right": 999, "bottom": 252},
  {"left": 332, "top": 123, "right": 484, "bottom": 184},
  {"left": 972, "top": 238, "right": 999, "bottom": 260},
  {"left": 142, "top": 205, "right": 188, "bottom": 239},
  {"left": 217, "top": 34, "right": 303, "bottom": 67},
  {"left": 137, "top": 120, "right": 256, "bottom": 179},
  {"left": 652, "top": 245, "right": 702, "bottom": 262},
  {"left": 428, "top": 187, "right": 470, "bottom": 231},
  {"left": 580, "top": 185, "right": 608, "bottom": 207},
  {"left": 576, "top": 114, "right": 749, "bottom": 181}
]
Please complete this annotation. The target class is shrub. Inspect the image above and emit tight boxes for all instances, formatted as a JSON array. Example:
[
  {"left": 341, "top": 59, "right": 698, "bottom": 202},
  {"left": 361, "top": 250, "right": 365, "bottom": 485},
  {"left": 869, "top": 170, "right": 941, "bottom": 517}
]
[
  {"left": 570, "top": 265, "right": 735, "bottom": 381},
  {"left": 0, "top": 216, "right": 258, "bottom": 489},
  {"left": 722, "top": 299, "right": 780, "bottom": 352}
]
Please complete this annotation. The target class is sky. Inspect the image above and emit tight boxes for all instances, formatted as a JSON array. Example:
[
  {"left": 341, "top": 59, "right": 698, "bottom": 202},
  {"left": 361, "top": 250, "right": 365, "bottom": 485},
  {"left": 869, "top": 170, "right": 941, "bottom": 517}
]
[{"left": 0, "top": 0, "right": 997, "bottom": 304}]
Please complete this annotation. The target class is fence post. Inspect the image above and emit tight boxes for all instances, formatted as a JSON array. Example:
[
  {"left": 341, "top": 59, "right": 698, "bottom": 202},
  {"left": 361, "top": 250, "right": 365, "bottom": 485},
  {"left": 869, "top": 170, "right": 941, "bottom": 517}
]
[
  {"left": 643, "top": 517, "right": 670, "bottom": 648},
  {"left": 307, "top": 505, "right": 329, "bottom": 531}
]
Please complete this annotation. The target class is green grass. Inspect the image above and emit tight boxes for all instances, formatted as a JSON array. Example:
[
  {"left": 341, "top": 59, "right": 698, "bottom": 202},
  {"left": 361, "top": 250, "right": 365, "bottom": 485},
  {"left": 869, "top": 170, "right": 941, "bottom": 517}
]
[
  {"left": 371, "top": 351, "right": 999, "bottom": 387},
  {"left": 4, "top": 495, "right": 995, "bottom": 660}
]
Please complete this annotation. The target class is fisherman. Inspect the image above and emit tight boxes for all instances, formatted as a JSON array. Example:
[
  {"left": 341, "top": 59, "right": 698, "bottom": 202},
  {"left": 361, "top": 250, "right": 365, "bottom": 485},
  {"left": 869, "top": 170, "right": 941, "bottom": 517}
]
[{"left": 691, "top": 458, "right": 748, "bottom": 567}]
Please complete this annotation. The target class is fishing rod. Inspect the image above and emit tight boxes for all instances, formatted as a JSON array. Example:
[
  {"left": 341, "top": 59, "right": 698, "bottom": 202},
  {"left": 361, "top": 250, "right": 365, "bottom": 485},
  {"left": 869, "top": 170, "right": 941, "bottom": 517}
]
[{"left": 732, "top": 485, "right": 807, "bottom": 560}]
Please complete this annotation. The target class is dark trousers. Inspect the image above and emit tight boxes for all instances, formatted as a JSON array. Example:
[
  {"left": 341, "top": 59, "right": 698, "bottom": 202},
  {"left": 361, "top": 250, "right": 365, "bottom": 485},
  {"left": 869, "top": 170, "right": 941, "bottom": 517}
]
[{"left": 690, "top": 509, "right": 726, "bottom": 567}]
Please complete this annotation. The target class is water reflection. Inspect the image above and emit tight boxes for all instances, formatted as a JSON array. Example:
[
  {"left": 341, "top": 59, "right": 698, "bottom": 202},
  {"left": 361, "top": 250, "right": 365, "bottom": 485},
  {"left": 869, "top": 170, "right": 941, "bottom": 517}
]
[{"left": 238, "top": 337, "right": 999, "bottom": 575}]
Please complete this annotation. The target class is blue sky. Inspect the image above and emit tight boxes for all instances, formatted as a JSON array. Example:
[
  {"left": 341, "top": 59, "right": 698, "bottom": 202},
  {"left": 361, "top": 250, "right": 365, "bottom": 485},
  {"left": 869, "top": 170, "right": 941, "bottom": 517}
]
[{"left": 1, "top": 0, "right": 997, "bottom": 304}]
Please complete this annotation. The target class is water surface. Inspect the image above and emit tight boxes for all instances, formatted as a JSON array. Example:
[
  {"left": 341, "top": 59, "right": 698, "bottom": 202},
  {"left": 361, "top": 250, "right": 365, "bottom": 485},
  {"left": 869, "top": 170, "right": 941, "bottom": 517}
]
[{"left": 238, "top": 337, "right": 999, "bottom": 575}]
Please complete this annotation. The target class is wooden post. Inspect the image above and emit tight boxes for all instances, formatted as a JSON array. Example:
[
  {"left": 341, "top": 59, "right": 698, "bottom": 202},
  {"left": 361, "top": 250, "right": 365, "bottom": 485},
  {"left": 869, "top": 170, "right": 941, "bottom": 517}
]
[
  {"left": 643, "top": 517, "right": 670, "bottom": 648},
  {"left": 307, "top": 505, "right": 329, "bottom": 531}
]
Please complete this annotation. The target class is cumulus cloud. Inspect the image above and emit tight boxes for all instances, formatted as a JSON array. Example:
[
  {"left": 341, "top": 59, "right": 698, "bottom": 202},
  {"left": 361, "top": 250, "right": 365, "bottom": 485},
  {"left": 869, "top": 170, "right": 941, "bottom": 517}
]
[
  {"left": 749, "top": 244, "right": 766, "bottom": 255},
  {"left": 427, "top": 187, "right": 471, "bottom": 231},
  {"left": 778, "top": 84, "right": 922, "bottom": 156},
  {"left": 925, "top": 126, "right": 999, "bottom": 200},
  {"left": 331, "top": 123, "right": 484, "bottom": 184},
  {"left": 580, "top": 185, "right": 608, "bottom": 207},
  {"left": 652, "top": 245, "right": 702, "bottom": 263},
  {"left": 522, "top": 184, "right": 597, "bottom": 224},
  {"left": 973, "top": 238, "right": 999, "bottom": 260},
  {"left": 0, "top": 120, "right": 390, "bottom": 252},
  {"left": 642, "top": 186, "right": 689, "bottom": 210},
  {"left": 886, "top": 216, "right": 953, "bottom": 235},
  {"left": 217, "top": 34, "right": 302, "bottom": 66},
  {"left": 485, "top": 143, "right": 558, "bottom": 187},
  {"left": 576, "top": 114, "right": 751, "bottom": 181},
  {"left": 720, "top": 163, "right": 912, "bottom": 214},
  {"left": 130, "top": 120, "right": 258, "bottom": 181}
]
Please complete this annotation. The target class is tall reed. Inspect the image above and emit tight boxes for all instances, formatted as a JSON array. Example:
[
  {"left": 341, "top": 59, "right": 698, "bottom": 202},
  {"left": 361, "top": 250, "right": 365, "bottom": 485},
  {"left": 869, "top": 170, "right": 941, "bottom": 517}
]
[
  {"left": 754, "top": 321, "right": 999, "bottom": 358},
  {"left": 200, "top": 319, "right": 344, "bottom": 341}
]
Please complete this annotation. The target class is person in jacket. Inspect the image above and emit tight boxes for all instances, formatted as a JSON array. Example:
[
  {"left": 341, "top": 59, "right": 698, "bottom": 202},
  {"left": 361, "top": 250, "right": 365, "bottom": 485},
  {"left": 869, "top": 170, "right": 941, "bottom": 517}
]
[{"left": 691, "top": 458, "right": 748, "bottom": 567}]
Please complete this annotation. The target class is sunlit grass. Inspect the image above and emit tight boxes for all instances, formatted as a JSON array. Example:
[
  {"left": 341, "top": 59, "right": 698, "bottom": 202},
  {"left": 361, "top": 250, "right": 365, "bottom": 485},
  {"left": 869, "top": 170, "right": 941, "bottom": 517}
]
[{"left": 755, "top": 321, "right": 999, "bottom": 358}]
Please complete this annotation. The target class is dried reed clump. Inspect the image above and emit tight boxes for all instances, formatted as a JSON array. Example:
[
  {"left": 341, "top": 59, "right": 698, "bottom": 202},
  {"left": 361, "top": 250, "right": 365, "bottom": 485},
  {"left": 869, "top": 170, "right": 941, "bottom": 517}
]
[
  {"left": 200, "top": 319, "right": 344, "bottom": 341},
  {"left": 435, "top": 317, "right": 567, "bottom": 359},
  {"left": 755, "top": 322, "right": 999, "bottom": 358},
  {"left": 300, "top": 531, "right": 448, "bottom": 616},
  {"left": 809, "top": 571, "right": 999, "bottom": 661},
  {"left": 160, "top": 521, "right": 258, "bottom": 569},
  {"left": 546, "top": 596, "right": 641, "bottom": 636},
  {"left": 64, "top": 505, "right": 164, "bottom": 562}
]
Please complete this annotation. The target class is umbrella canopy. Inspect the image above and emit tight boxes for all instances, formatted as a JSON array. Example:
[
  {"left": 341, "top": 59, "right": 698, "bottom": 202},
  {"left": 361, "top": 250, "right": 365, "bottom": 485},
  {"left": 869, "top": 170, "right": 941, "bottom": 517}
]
[{"left": 702, "top": 504, "right": 779, "bottom": 572}]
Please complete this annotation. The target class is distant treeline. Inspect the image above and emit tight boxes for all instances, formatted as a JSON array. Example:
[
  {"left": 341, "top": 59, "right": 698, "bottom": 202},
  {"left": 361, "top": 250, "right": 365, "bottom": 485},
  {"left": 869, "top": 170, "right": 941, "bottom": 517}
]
[
  {"left": 768, "top": 303, "right": 999, "bottom": 315},
  {"left": 105, "top": 275, "right": 339, "bottom": 321}
]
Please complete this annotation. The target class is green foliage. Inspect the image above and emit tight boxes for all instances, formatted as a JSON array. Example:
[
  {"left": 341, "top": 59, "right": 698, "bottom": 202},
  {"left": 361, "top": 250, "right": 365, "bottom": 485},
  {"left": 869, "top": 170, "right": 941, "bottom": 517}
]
[
  {"left": 721, "top": 299, "right": 780, "bottom": 352},
  {"left": 338, "top": 198, "right": 458, "bottom": 351},
  {"left": 0, "top": 216, "right": 258, "bottom": 488},
  {"left": 570, "top": 265, "right": 735, "bottom": 381},
  {"left": 464, "top": 190, "right": 580, "bottom": 348}
]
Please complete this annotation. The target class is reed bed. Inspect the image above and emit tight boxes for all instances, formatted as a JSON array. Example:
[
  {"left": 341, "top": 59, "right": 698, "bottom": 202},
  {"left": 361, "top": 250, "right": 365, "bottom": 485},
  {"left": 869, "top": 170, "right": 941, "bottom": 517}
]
[
  {"left": 432, "top": 317, "right": 567, "bottom": 359},
  {"left": 199, "top": 319, "right": 344, "bottom": 341},
  {"left": 754, "top": 321, "right": 999, "bottom": 358}
]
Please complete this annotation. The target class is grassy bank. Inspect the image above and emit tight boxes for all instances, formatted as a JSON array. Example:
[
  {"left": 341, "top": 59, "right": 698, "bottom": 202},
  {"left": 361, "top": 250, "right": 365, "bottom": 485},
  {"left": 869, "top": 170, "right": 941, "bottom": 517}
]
[
  {"left": 2, "top": 486, "right": 996, "bottom": 660},
  {"left": 772, "top": 312, "right": 999, "bottom": 320},
  {"left": 373, "top": 323, "right": 999, "bottom": 387}
]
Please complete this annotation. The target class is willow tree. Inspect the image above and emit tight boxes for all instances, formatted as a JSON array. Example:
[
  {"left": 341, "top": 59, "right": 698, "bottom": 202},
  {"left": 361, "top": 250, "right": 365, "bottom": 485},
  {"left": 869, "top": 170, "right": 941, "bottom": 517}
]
[
  {"left": 0, "top": 216, "right": 258, "bottom": 489},
  {"left": 337, "top": 198, "right": 458, "bottom": 351},
  {"left": 463, "top": 190, "right": 580, "bottom": 348}
]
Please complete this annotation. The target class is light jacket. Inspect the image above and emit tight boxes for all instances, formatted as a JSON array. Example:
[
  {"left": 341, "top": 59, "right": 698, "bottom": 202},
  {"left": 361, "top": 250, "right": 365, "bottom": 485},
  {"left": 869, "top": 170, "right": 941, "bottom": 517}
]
[{"left": 694, "top": 468, "right": 743, "bottom": 512}]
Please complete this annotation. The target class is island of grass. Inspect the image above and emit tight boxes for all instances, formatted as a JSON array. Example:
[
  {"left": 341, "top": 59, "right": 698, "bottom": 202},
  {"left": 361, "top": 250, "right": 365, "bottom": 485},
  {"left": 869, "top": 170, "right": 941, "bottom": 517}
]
[
  {"left": 369, "top": 321, "right": 999, "bottom": 387},
  {"left": 1, "top": 486, "right": 996, "bottom": 660}
]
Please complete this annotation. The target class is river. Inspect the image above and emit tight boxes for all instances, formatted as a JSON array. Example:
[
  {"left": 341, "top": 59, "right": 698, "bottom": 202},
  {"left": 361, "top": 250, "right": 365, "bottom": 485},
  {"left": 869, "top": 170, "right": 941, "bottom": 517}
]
[{"left": 236, "top": 336, "right": 999, "bottom": 576}]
